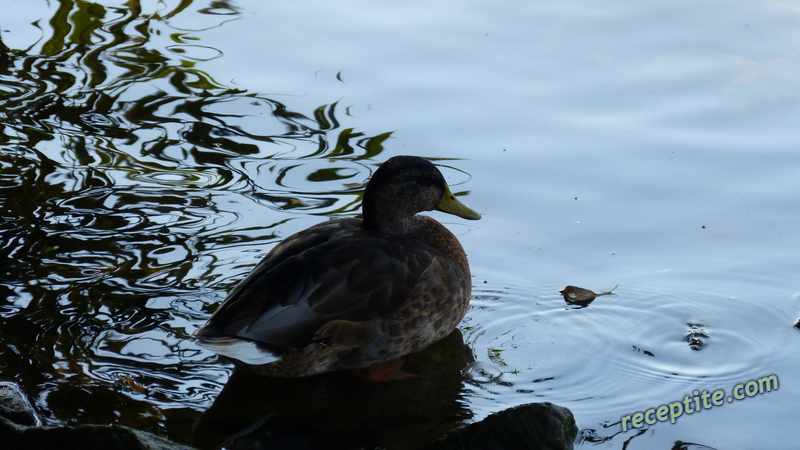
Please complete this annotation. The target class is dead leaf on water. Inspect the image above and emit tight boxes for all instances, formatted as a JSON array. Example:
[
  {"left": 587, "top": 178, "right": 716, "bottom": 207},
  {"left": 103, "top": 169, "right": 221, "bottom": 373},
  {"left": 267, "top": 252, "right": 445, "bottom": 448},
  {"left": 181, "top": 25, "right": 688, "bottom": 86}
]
[
  {"left": 560, "top": 285, "right": 618, "bottom": 304},
  {"left": 118, "top": 375, "right": 148, "bottom": 393}
]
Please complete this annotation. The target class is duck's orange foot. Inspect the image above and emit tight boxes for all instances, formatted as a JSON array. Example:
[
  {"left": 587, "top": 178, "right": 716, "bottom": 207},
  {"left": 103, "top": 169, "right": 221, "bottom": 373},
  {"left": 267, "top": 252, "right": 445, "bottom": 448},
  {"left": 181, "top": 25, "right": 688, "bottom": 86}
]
[{"left": 354, "top": 360, "right": 418, "bottom": 382}]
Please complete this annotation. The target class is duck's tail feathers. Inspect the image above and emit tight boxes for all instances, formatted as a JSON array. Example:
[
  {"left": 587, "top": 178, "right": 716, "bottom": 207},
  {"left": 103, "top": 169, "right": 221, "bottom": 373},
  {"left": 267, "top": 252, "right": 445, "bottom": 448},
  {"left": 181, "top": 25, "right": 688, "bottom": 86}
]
[{"left": 192, "top": 328, "right": 280, "bottom": 366}]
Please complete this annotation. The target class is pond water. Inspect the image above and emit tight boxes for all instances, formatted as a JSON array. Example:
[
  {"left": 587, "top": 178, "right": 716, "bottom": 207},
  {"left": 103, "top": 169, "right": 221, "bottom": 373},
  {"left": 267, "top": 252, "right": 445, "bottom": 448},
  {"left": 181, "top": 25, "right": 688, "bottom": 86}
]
[{"left": 2, "top": 0, "right": 799, "bottom": 449}]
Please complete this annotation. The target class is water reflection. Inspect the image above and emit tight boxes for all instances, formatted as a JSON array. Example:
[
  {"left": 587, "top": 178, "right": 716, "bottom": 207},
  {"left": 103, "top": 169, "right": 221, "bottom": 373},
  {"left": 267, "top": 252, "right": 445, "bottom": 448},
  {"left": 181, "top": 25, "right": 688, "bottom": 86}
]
[
  {"left": 0, "top": 0, "right": 417, "bottom": 445},
  {"left": 193, "top": 331, "right": 474, "bottom": 450}
]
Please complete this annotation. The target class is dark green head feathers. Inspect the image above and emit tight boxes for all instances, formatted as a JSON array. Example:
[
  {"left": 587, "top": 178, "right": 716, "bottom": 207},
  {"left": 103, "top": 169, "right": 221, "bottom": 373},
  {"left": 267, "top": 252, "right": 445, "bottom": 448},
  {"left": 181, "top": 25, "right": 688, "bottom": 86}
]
[{"left": 362, "top": 156, "right": 480, "bottom": 234}]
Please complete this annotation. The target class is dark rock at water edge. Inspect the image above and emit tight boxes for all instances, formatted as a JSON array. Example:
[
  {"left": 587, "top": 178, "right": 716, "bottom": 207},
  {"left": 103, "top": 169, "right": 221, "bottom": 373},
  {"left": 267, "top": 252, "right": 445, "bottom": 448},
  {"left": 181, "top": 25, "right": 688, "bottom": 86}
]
[
  {"left": 0, "top": 382, "right": 40, "bottom": 427},
  {"left": 0, "top": 416, "right": 195, "bottom": 450},
  {"left": 419, "top": 402, "right": 578, "bottom": 450},
  {"left": 0, "top": 380, "right": 194, "bottom": 450}
]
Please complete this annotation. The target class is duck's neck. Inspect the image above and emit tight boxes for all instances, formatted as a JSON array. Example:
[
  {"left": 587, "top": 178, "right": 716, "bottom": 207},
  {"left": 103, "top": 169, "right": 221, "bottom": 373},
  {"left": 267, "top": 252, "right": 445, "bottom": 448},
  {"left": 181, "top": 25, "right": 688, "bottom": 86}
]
[
  {"left": 361, "top": 187, "right": 424, "bottom": 235},
  {"left": 362, "top": 210, "right": 422, "bottom": 236}
]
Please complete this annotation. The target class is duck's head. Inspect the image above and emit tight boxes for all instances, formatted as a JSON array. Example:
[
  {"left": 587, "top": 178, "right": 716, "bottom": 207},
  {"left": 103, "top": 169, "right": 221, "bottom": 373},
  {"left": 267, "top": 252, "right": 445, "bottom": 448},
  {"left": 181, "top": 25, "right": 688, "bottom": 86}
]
[{"left": 362, "top": 155, "right": 481, "bottom": 234}]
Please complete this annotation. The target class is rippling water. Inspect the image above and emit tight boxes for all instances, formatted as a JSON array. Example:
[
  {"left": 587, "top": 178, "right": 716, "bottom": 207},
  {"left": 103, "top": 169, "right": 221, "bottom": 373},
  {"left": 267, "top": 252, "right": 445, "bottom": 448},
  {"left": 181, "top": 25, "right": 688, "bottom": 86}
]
[
  {"left": 0, "top": 1, "right": 392, "bottom": 444},
  {"left": 2, "top": 0, "right": 799, "bottom": 449}
]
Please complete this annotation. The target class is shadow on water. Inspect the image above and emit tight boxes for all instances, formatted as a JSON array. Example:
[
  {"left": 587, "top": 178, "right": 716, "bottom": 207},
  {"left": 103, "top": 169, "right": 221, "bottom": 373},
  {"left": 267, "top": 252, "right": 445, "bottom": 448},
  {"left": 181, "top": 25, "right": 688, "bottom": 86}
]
[
  {"left": 0, "top": 0, "right": 479, "bottom": 447},
  {"left": 194, "top": 331, "right": 474, "bottom": 450}
]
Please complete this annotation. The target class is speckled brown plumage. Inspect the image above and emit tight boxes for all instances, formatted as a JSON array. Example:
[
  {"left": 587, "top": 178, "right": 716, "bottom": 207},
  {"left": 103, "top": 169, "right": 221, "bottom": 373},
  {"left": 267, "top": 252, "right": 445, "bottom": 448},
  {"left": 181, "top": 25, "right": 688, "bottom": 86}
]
[{"left": 192, "top": 155, "right": 480, "bottom": 377}]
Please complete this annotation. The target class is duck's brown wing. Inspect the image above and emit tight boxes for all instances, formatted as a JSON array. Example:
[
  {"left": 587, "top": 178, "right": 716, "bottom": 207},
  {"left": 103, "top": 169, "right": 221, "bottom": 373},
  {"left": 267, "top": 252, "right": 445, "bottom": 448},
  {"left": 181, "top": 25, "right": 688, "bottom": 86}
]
[{"left": 198, "top": 218, "right": 437, "bottom": 350}]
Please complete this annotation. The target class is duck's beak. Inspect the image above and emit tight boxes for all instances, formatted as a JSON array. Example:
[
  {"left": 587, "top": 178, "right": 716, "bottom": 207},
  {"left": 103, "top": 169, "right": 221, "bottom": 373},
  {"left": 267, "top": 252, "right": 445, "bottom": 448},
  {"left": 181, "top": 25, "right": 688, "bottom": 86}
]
[{"left": 436, "top": 184, "right": 481, "bottom": 220}]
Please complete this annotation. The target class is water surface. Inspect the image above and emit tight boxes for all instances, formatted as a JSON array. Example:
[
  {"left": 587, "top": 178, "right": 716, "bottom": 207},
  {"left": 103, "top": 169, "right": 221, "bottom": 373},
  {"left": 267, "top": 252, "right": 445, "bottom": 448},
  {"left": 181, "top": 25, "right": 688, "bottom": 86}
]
[{"left": 1, "top": 0, "right": 799, "bottom": 448}]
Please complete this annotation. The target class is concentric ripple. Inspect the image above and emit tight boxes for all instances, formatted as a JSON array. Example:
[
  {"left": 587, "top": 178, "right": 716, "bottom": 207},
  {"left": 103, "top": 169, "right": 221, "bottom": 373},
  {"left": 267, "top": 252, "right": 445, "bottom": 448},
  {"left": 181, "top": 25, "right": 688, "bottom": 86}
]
[{"left": 461, "top": 270, "right": 798, "bottom": 444}]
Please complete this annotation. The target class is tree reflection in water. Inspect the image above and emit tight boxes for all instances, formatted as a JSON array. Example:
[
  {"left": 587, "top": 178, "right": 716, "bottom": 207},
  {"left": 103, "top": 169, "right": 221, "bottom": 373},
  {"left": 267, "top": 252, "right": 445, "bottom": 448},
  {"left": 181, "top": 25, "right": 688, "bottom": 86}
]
[{"left": 0, "top": 1, "right": 473, "bottom": 447}]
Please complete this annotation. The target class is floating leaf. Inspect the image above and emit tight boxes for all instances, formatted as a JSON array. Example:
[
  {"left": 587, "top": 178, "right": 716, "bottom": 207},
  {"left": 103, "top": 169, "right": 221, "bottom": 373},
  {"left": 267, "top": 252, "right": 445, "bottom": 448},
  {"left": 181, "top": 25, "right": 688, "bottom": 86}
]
[
  {"left": 560, "top": 285, "right": 617, "bottom": 304},
  {"left": 118, "top": 375, "right": 148, "bottom": 393}
]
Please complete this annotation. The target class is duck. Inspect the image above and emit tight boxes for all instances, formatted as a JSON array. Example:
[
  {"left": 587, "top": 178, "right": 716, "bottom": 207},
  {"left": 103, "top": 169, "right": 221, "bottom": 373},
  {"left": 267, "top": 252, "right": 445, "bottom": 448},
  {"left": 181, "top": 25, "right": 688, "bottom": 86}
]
[{"left": 192, "top": 155, "right": 480, "bottom": 378}]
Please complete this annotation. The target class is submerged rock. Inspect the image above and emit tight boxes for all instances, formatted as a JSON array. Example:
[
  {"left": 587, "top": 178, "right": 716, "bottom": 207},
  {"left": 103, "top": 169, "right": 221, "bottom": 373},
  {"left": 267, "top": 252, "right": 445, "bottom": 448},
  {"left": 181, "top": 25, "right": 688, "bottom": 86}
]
[{"left": 419, "top": 402, "right": 578, "bottom": 450}]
